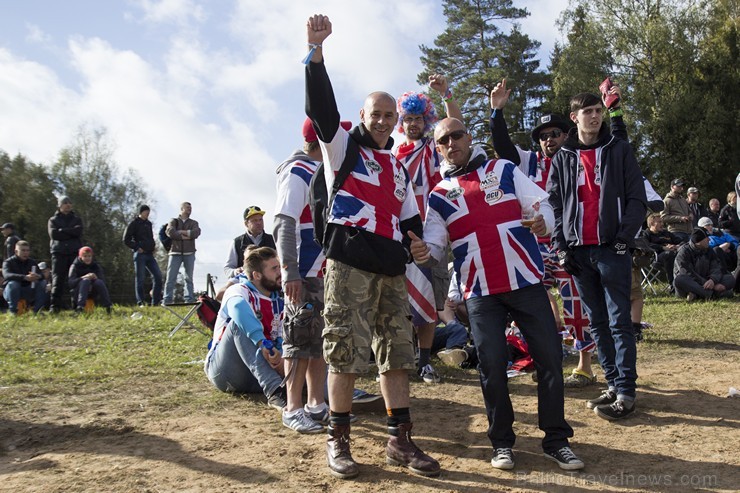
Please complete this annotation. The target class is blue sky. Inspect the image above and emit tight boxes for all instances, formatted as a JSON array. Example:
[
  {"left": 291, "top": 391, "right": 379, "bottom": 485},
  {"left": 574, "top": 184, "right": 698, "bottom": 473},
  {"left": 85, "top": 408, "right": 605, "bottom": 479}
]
[{"left": 0, "top": 0, "right": 568, "bottom": 289}]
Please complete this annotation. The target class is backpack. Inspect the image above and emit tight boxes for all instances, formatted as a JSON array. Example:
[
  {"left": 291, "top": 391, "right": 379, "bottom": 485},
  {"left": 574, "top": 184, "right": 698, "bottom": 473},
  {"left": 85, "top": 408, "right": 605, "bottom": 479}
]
[
  {"left": 159, "top": 223, "right": 172, "bottom": 252},
  {"left": 197, "top": 294, "right": 221, "bottom": 331},
  {"left": 308, "top": 138, "right": 357, "bottom": 248}
]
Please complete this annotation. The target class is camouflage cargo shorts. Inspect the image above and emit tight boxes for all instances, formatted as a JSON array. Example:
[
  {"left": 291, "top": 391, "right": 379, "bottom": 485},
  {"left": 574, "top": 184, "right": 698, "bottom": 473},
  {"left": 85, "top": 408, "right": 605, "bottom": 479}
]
[
  {"left": 323, "top": 259, "right": 416, "bottom": 374},
  {"left": 282, "top": 277, "right": 324, "bottom": 359}
]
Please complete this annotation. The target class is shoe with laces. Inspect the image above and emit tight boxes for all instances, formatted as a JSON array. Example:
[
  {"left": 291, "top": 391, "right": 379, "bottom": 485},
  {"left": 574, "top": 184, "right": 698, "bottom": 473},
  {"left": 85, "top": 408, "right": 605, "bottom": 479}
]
[
  {"left": 305, "top": 404, "right": 330, "bottom": 425},
  {"left": 586, "top": 389, "right": 617, "bottom": 409},
  {"left": 352, "top": 388, "right": 382, "bottom": 404},
  {"left": 595, "top": 399, "right": 635, "bottom": 420},
  {"left": 418, "top": 364, "right": 441, "bottom": 384},
  {"left": 564, "top": 369, "right": 597, "bottom": 388},
  {"left": 283, "top": 409, "right": 324, "bottom": 434},
  {"left": 544, "top": 446, "right": 585, "bottom": 470},
  {"left": 491, "top": 448, "right": 515, "bottom": 470},
  {"left": 267, "top": 386, "right": 287, "bottom": 411}
]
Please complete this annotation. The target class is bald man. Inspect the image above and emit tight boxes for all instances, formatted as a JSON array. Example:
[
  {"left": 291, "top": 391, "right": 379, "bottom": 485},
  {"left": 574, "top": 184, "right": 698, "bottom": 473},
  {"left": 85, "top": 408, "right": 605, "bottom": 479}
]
[{"left": 305, "top": 14, "right": 439, "bottom": 480}]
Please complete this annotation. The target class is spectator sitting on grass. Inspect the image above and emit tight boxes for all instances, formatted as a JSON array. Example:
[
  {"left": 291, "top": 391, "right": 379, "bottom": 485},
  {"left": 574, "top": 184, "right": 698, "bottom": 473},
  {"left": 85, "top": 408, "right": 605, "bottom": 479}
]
[
  {"left": 673, "top": 228, "right": 735, "bottom": 301},
  {"left": 204, "top": 246, "right": 287, "bottom": 411},
  {"left": 68, "top": 246, "right": 112, "bottom": 314},
  {"left": 2, "top": 240, "right": 46, "bottom": 315},
  {"left": 699, "top": 217, "right": 738, "bottom": 274}
]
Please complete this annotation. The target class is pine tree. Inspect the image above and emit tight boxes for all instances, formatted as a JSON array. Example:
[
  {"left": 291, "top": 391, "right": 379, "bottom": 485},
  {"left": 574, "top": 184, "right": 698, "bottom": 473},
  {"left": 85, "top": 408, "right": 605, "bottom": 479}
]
[{"left": 418, "top": 0, "right": 547, "bottom": 150}]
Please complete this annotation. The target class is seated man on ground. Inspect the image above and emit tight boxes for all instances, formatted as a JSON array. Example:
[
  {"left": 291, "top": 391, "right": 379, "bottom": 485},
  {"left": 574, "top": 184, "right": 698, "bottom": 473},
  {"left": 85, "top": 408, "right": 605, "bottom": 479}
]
[
  {"left": 2, "top": 240, "right": 47, "bottom": 315},
  {"left": 673, "top": 228, "right": 735, "bottom": 301},
  {"left": 205, "top": 246, "right": 287, "bottom": 410},
  {"left": 700, "top": 216, "right": 738, "bottom": 273},
  {"left": 68, "top": 246, "right": 113, "bottom": 314}
]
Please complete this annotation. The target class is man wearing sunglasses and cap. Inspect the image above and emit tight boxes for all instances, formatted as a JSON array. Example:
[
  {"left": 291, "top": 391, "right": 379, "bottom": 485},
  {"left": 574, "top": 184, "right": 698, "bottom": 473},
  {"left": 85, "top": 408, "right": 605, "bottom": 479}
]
[
  {"left": 661, "top": 179, "right": 693, "bottom": 243},
  {"left": 223, "top": 206, "right": 276, "bottom": 279}
]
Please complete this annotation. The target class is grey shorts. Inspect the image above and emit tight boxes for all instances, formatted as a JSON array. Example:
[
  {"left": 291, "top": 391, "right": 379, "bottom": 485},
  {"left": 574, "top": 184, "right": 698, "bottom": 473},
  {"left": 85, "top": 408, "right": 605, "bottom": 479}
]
[{"left": 282, "top": 277, "right": 324, "bottom": 359}]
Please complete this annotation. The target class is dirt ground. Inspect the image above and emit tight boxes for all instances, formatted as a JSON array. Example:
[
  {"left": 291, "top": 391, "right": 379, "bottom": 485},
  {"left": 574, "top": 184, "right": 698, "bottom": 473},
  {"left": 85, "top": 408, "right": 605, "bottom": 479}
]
[{"left": 1, "top": 339, "right": 739, "bottom": 493}]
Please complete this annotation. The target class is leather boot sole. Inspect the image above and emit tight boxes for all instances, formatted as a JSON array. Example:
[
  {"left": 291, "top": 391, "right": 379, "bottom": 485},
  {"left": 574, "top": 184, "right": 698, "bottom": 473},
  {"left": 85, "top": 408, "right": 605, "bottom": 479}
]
[{"left": 386, "top": 456, "right": 441, "bottom": 477}]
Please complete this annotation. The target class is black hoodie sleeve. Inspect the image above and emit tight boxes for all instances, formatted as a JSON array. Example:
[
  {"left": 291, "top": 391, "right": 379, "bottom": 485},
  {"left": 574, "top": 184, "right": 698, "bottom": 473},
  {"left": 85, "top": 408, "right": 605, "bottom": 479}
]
[
  {"left": 490, "top": 109, "right": 520, "bottom": 164},
  {"left": 305, "top": 60, "right": 340, "bottom": 143}
]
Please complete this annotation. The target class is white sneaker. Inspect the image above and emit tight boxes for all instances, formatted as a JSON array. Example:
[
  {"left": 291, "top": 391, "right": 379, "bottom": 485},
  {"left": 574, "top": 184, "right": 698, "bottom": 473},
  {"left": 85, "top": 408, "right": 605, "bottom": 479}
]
[
  {"left": 282, "top": 409, "right": 324, "bottom": 434},
  {"left": 437, "top": 348, "right": 468, "bottom": 367}
]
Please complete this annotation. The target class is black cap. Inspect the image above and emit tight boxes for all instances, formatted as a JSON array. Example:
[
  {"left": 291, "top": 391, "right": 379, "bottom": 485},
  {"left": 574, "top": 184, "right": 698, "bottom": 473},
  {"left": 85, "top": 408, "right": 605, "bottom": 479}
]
[
  {"left": 1, "top": 222, "right": 14, "bottom": 230},
  {"left": 671, "top": 178, "right": 685, "bottom": 187},
  {"left": 531, "top": 114, "right": 571, "bottom": 142},
  {"left": 690, "top": 227, "right": 708, "bottom": 244},
  {"left": 139, "top": 204, "right": 150, "bottom": 214}
]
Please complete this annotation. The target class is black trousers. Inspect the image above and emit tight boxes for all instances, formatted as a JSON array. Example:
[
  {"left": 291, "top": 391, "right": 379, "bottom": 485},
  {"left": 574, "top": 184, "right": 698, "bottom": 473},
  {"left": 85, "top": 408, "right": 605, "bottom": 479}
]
[{"left": 51, "top": 253, "right": 76, "bottom": 309}]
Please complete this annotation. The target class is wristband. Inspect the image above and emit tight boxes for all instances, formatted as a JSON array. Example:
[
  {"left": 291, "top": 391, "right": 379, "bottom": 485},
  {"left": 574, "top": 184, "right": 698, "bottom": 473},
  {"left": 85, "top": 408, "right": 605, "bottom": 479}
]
[
  {"left": 302, "top": 43, "right": 322, "bottom": 65},
  {"left": 608, "top": 108, "right": 624, "bottom": 118},
  {"left": 443, "top": 89, "right": 453, "bottom": 102}
]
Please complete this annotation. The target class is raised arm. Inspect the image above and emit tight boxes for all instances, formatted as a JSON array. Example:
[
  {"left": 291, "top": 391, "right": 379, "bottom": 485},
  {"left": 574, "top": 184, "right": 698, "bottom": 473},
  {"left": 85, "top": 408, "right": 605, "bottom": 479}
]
[
  {"left": 488, "top": 79, "right": 520, "bottom": 164},
  {"left": 304, "top": 14, "right": 340, "bottom": 143},
  {"left": 429, "top": 74, "right": 462, "bottom": 122}
]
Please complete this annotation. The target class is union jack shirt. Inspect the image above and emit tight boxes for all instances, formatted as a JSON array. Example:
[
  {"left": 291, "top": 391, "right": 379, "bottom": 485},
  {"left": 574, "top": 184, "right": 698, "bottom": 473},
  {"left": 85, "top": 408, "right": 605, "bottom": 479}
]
[
  {"left": 424, "top": 148, "right": 553, "bottom": 299},
  {"left": 274, "top": 158, "right": 325, "bottom": 278},
  {"left": 395, "top": 137, "right": 442, "bottom": 221},
  {"left": 320, "top": 127, "right": 418, "bottom": 242}
]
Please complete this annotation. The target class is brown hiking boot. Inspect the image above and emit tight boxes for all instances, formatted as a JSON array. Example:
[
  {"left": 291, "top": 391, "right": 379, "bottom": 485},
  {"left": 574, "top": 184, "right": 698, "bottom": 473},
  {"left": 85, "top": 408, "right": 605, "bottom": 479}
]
[
  {"left": 386, "top": 422, "right": 441, "bottom": 477},
  {"left": 326, "top": 424, "right": 359, "bottom": 479}
]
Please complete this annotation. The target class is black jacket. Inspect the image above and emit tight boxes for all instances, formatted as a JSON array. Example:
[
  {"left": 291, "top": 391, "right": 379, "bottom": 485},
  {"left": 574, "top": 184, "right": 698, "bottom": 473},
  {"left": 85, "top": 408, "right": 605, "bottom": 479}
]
[
  {"left": 547, "top": 123, "right": 647, "bottom": 251},
  {"left": 305, "top": 60, "right": 421, "bottom": 276},
  {"left": 4, "top": 234, "right": 20, "bottom": 261},
  {"left": 719, "top": 204, "right": 740, "bottom": 235},
  {"left": 642, "top": 229, "right": 683, "bottom": 254},
  {"left": 123, "top": 216, "right": 157, "bottom": 253},
  {"left": 673, "top": 242, "right": 722, "bottom": 283},
  {"left": 48, "top": 211, "right": 83, "bottom": 255},
  {"left": 68, "top": 257, "right": 105, "bottom": 289},
  {"left": 2, "top": 255, "right": 40, "bottom": 287}
]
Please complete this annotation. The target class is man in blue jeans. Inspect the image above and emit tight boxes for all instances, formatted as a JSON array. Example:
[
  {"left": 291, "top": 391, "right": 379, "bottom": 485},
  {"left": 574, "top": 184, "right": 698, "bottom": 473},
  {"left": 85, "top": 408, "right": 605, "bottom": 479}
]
[
  {"left": 547, "top": 92, "right": 647, "bottom": 420},
  {"left": 204, "top": 246, "right": 287, "bottom": 411},
  {"left": 164, "top": 202, "right": 200, "bottom": 304},
  {"left": 123, "top": 205, "right": 162, "bottom": 306},
  {"left": 2, "top": 240, "right": 47, "bottom": 314}
]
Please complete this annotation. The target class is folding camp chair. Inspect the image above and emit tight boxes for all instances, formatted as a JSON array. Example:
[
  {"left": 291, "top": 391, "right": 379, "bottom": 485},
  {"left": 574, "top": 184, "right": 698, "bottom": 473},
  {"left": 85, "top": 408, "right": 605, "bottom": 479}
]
[
  {"left": 164, "top": 273, "right": 217, "bottom": 337},
  {"left": 641, "top": 261, "right": 671, "bottom": 296}
]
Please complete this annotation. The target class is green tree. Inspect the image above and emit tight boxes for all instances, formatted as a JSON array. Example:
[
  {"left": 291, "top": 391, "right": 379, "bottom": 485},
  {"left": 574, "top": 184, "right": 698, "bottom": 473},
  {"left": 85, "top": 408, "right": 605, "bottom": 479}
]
[
  {"left": 418, "top": 0, "right": 547, "bottom": 149},
  {"left": 0, "top": 151, "right": 57, "bottom": 261},
  {"left": 51, "top": 125, "right": 153, "bottom": 304},
  {"left": 549, "top": 0, "right": 737, "bottom": 200}
]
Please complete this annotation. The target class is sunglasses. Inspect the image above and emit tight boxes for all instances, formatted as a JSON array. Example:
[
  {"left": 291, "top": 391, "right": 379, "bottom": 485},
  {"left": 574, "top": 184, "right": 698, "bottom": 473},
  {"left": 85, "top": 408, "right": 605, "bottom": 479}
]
[
  {"left": 245, "top": 206, "right": 263, "bottom": 218},
  {"left": 539, "top": 129, "right": 563, "bottom": 141},
  {"left": 436, "top": 130, "right": 466, "bottom": 146}
]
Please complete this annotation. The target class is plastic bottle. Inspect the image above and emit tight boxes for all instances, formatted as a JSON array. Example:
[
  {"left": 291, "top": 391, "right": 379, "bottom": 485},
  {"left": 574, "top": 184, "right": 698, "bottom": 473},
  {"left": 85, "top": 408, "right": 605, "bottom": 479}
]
[{"left": 262, "top": 339, "right": 274, "bottom": 355}]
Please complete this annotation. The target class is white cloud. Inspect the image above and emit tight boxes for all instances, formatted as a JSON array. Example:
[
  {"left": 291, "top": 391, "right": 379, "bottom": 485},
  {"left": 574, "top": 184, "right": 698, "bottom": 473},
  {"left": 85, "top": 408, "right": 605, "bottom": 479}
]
[
  {"left": 25, "top": 23, "right": 52, "bottom": 44},
  {"left": 130, "top": 0, "right": 206, "bottom": 25}
]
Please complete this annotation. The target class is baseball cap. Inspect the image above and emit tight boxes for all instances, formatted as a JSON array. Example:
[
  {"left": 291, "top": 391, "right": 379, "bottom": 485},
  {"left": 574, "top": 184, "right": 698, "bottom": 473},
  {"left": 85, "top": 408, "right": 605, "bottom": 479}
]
[
  {"left": 244, "top": 206, "right": 266, "bottom": 220},
  {"left": 697, "top": 217, "right": 712, "bottom": 228},
  {"left": 1, "top": 222, "right": 14, "bottom": 230},
  {"left": 531, "top": 114, "right": 571, "bottom": 142},
  {"left": 671, "top": 178, "right": 685, "bottom": 187},
  {"left": 302, "top": 118, "right": 353, "bottom": 143},
  {"left": 687, "top": 187, "right": 699, "bottom": 194}
]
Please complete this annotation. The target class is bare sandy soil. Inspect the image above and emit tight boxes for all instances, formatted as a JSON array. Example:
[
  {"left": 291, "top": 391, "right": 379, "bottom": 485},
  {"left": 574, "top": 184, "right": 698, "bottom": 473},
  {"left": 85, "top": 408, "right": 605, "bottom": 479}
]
[{"left": 2, "top": 339, "right": 739, "bottom": 493}]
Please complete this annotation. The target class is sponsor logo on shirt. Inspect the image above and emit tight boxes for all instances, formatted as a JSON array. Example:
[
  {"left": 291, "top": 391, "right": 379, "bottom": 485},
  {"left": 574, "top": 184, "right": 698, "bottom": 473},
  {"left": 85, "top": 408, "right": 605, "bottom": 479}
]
[
  {"left": 446, "top": 187, "right": 464, "bottom": 201},
  {"left": 485, "top": 189, "right": 504, "bottom": 204},
  {"left": 480, "top": 172, "right": 500, "bottom": 190},
  {"left": 365, "top": 159, "right": 382, "bottom": 173}
]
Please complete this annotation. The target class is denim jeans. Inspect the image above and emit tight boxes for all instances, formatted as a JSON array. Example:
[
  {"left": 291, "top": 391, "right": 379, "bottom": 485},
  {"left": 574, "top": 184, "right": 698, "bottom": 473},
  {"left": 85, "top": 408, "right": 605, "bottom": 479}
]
[
  {"left": 3, "top": 280, "right": 47, "bottom": 313},
  {"left": 466, "top": 283, "right": 573, "bottom": 452},
  {"left": 431, "top": 319, "right": 470, "bottom": 353},
  {"left": 164, "top": 253, "right": 195, "bottom": 303},
  {"left": 134, "top": 252, "right": 162, "bottom": 305},
  {"left": 205, "top": 320, "right": 282, "bottom": 396},
  {"left": 572, "top": 245, "right": 637, "bottom": 399},
  {"left": 73, "top": 278, "right": 112, "bottom": 309}
]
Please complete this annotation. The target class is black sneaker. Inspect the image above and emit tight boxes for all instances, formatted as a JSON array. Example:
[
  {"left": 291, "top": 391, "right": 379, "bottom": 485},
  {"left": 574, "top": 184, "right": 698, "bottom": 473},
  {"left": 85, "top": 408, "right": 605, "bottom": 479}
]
[
  {"left": 586, "top": 389, "right": 617, "bottom": 409},
  {"left": 544, "top": 446, "right": 585, "bottom": 470},
  {"left": 491, "top": 448, "right": 515, "bottom": 470},
  {"left": 595, "top": 399, "right": 635, "bottom": 420},
  {"left": 267, "top": 386, "right": 287, "bottom": 411}
]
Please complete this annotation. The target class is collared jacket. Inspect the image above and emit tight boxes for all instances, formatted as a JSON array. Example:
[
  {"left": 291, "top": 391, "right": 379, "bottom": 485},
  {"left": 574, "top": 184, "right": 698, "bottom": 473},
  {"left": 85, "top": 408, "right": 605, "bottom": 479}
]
[
  {"left": 547, "top": 123, "right": 647, "bottom": 251},
  {"left": 661, "top": 191, "right": 692, "bottom": 235},
  {"left": 123, "top": 216, "right": 157, "bottom": 253},
  {"left": 165, "top": 217, "right": 201, "bottom": 254},
  {"left": 2, "top": 255, "right": 41, "bottom": 287},
  {"left": 68, "top": 257, "right": 106, "bottom": 289},
  {"left": 673, "top": 242, "right": 723, "bottom": 283},
  {"left": 48, "top": 210, "right": 84, "bottom": 255}
]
